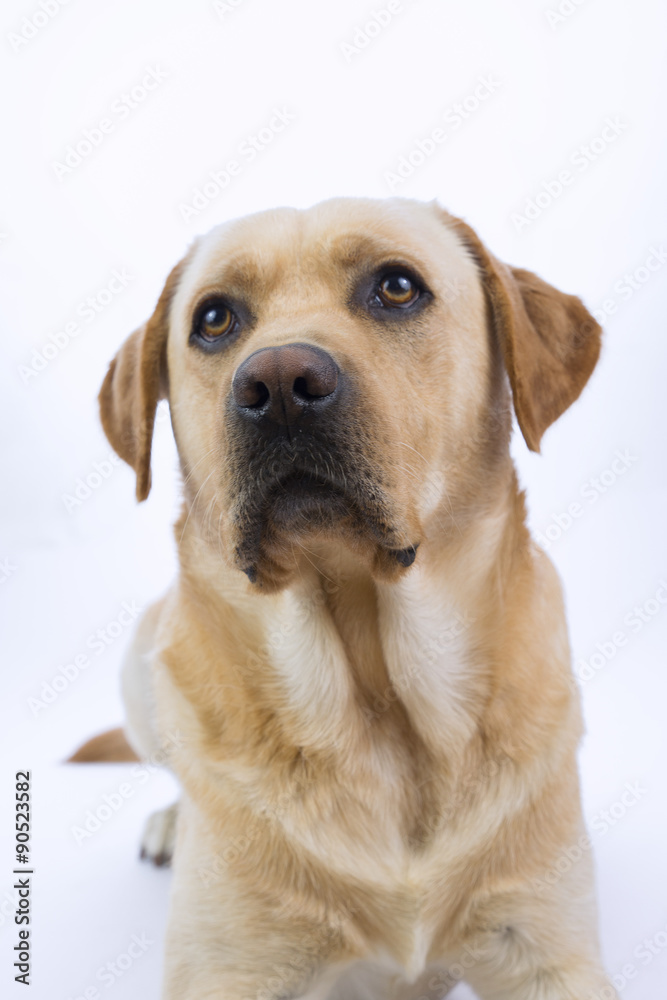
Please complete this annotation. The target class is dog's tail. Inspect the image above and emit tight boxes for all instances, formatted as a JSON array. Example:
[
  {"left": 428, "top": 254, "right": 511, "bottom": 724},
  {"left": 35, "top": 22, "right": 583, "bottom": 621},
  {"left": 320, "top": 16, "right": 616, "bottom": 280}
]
[{"left": 68, "top": 727, "right": 139, "bottom": 763}]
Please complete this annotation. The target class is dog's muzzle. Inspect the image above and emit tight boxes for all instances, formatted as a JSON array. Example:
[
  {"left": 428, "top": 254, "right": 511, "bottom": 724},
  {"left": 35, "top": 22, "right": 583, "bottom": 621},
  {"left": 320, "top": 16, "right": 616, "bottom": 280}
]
[{"left": 227, "top": 342, "right": 412, "bottom": 582}]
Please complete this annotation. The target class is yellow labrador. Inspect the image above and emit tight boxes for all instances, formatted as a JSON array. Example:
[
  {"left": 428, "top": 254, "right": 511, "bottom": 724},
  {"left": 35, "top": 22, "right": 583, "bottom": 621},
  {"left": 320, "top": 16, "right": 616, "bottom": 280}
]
[{"left": 95, "top": 198, "right": 616, "bottom": 999}]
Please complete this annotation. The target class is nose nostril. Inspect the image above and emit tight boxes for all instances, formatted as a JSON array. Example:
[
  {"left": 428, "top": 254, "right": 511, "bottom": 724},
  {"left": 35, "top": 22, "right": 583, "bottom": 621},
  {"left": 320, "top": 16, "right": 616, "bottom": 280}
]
[
  {"left": 249, "top": 381, "right": 269, "bottom": 409},
  {"left": 235, "top": 376, "right": 270, "bottom": 409},
  {"left": 293, "top": 376, "right": 318, "bottom": 402},
  {"left": 293, "top": 364, "right": 338, "bottom": 402}
]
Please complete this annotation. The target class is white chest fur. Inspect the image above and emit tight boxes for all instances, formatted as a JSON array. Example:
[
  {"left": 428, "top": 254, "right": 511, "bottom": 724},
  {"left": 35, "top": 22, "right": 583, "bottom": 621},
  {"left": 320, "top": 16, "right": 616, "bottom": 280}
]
[{"left": 375, "top": 565, "right": 481, "bottom": 754}]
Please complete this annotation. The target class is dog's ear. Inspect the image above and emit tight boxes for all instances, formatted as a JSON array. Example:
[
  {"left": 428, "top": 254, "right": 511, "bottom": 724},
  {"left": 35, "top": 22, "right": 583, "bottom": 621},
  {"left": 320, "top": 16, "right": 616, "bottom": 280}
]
[
  {"left": 446, "top": 212, "right": 602, "bottom": 452},
  {"left": 99, "top": 256, "right": 187, "bottom": 501}
]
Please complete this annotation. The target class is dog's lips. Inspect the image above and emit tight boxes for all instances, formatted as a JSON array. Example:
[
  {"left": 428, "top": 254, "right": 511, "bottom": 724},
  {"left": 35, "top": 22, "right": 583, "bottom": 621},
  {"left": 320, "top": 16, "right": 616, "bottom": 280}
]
[
  {"left": 250, "top": 471, "right": 418, "bottom": 560},
  {"left": 262, "top": 470, "right": 351, "bottom": 524},
  {"left": 232, "top": 455, "right": 415, "bottom": 583}
]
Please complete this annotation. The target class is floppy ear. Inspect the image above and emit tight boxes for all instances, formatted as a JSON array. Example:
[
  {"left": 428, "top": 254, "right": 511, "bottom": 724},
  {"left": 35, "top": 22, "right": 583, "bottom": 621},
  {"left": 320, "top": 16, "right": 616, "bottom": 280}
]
[
  {"left": 99, "top": 257, "right": 186, "bottom": 501},
  {"left": 446, "top": 212, "right": 602, "bottom": 452}
]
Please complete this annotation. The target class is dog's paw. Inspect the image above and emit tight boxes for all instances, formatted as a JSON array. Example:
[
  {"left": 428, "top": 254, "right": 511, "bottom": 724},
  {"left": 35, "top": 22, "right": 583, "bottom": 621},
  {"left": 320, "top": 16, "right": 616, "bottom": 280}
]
[{"left": 139, "top": 802, "right": 178, "bottom": 866}]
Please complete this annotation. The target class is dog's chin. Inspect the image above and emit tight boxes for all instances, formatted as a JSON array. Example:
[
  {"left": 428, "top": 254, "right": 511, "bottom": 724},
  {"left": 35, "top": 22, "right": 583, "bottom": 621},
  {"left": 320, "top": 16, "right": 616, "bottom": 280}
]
[{"left": 231, "top": 473, "right": 420, "bottom": 591}]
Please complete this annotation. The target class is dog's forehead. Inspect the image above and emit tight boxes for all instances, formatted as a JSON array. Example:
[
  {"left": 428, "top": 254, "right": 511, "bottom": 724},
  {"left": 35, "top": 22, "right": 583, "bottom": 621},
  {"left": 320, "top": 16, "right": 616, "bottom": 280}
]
[{"left": 178, "top": 198, "right": 473, "bottom": 302}]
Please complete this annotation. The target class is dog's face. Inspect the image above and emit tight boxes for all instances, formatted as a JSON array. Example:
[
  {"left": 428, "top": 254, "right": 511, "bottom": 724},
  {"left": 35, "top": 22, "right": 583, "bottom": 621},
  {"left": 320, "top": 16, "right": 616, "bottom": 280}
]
[
  {"left": 167, "top": 200, "right": 499, "bottom": 587},
  {"left": 100, "top": 198, "right": 601, "bottom": 589}
]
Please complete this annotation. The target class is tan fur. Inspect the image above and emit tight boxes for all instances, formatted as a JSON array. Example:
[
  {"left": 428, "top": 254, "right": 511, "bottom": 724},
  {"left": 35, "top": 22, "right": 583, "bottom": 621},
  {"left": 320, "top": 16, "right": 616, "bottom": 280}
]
[
  {"left": 68, "top": 727, "right": 139, "bottom": 763},
  {"left": 97, "top": 198, "right": 614, "bottom": 999}
]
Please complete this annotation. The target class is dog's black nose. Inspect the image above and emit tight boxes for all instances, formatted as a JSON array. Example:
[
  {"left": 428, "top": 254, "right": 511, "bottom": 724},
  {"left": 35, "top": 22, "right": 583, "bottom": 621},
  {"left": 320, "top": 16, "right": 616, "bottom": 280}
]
[{"left": 232, "top": 343, "right": 339, "bottom": 425}]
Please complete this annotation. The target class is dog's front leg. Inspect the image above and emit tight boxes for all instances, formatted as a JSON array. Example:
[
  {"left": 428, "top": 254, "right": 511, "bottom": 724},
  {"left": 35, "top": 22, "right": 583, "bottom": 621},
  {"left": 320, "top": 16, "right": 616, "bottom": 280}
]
[
  {"left": 454, "top": 863, "right": 617, "bottom": 1000},
  {"left": 463, "top": 949, "right": 616, "bottom": 1000},
  {"left": 161, "top": 799, "right": 350, "bottom": 1000},
  {"left": 121, "top": 597, "right": 182, "bottom": 866}
]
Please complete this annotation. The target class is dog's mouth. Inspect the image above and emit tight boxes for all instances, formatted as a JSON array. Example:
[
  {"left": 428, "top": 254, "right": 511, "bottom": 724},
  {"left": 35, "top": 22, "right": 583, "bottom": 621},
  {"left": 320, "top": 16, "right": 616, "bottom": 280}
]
[
  {"left": 228, "top": 447, "right": 416, "bottom": 584},
  {"left": 263, "top": 469, "right": 355, "bottom": 525},
  {"left": 239, "top": 461, "right": 379, "bottom": 543}
]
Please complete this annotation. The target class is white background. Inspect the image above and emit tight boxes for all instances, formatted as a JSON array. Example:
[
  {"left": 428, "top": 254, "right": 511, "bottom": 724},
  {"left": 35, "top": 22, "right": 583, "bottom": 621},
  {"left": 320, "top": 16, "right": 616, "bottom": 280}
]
[{"left": 1, "top": 0, "right": 666, "bottom": 997}]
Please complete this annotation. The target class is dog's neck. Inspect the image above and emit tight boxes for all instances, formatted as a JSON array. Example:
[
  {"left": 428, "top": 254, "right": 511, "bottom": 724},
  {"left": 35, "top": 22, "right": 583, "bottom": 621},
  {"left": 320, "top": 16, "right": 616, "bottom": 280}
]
[{"left": 170, "top": 462, "right": 537, "bottom": 771}]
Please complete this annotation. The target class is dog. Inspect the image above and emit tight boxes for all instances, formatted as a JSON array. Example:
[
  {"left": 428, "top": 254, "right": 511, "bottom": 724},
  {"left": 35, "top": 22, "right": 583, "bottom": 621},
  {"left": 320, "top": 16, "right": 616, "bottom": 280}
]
[{"left": 83, "top": 198, "right": 617, "bottom": 999}]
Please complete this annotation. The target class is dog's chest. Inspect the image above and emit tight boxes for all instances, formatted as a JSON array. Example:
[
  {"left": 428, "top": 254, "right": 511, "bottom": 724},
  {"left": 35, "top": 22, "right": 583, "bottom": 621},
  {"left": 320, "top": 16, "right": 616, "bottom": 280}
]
[
  {"left": 262, "top": 569, "right": 481, "bottom": 757},
  {"left": 264, "top": 724, "right": 473, "bottom": 975},
  {"left": 208, "top": 574, "right": 486, "bottom": 973}
]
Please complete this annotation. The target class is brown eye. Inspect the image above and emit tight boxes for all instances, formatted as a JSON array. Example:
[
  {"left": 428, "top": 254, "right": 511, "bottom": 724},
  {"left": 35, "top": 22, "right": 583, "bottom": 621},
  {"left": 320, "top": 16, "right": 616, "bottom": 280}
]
[
  {"left": 199, "top": 303, "right": 235, "bottom": 340},
  {"left": 377, "top": 273, "right": 419, "bottom": 307}
]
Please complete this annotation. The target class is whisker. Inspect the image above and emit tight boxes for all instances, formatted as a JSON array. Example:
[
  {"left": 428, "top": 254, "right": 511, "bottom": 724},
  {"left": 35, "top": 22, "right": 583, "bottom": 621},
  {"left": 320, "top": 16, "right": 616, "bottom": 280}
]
[
  {"left": 179, "top": 470, "right": 216, "bottom": 545},
  {"left": 181, "top": 448, "right": 218, "bottom": 491}
]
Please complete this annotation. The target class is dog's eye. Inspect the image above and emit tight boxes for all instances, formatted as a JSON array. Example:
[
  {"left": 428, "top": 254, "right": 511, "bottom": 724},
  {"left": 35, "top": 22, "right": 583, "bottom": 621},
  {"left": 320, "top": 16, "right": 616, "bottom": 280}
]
[
  {"left": 376, "top": 273, "right": 420, "bottom": 308},
  {"left": 198, "top": 303, "right": 235, "bottom": 341}
]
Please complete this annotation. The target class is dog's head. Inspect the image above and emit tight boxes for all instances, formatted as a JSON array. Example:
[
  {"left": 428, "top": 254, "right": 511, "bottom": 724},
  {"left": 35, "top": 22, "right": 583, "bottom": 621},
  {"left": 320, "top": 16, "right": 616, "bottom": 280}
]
[{"left": 100, "top": 198, "right": 601, "bottom": 589}]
